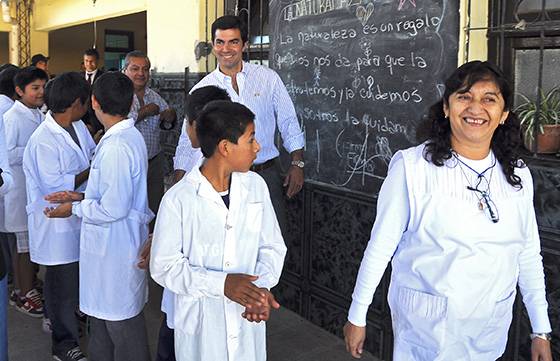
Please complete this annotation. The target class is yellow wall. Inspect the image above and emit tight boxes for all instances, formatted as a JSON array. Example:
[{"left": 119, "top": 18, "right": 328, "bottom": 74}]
[
  {"left": 146, "top": 0, "right": 221, "bottom": 73},
  {"left": 34, "top": 0, "right": 147, "bottom": 31},
  {"left": 48, "top": 11, "right": 147, "bottom": 75},
  {"left": 458, "top": 0, "right": 489, "bottom": 64}
]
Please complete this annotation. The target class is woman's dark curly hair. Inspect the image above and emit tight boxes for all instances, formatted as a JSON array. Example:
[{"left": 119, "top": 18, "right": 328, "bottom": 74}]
[{"left": 423, "top": 60, "right": 524, "bottom": 189}]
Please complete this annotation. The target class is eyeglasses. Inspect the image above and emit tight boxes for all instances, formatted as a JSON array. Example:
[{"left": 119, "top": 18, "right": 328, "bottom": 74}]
[{"left": 466, "top": 184, "right": 500, "bottom": 223}]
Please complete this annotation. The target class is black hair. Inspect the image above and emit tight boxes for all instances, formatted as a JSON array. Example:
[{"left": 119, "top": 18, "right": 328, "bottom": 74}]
[
  {"left": 14, "top": 66, "right": 48, "bottom": 92},
  {"left": 45, "top": 72, "right": 90, "bottom": 114},
  {"left": 196, "top": 100, "right": 255, "bottom": 158},
  {"left": 0, "top": 65, "right": 19, "bottom": 97},
  {"left": 84, "top": 48, "right": 100, "bottom": 59},
  {"left": 186, "top": 86, "right": 231, "bottom": 124},
  {"left": 423, "top": 60, "right": 523, "bottom": 189},
  {"left": 211, "top": 15, "right": 248, "bottom": 44},
  {"left": 92, "top": 72, "right": 134, "bottom": 117}
]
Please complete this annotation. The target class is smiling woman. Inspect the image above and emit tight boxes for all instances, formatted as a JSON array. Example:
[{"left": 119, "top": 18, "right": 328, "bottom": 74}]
[{"left": 344, "top": 61, "right": 553, "bottom": 361}]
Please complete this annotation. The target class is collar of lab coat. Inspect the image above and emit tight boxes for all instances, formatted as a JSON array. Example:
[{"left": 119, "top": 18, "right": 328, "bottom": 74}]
[
  {"left": 187, "top": 166, "right": 249, "bottom": 217},
  {"left": 13, "top": 100, "right": 42, "bottom": 125},
  {"left": 99, "top": 118, "right": 135, "bottom": 142},
  {"left": 44, "top": 112, "right": 91, "bottom": 165},
  {"left": 0, "top": 94, "right": 14, "bottom": 110}
]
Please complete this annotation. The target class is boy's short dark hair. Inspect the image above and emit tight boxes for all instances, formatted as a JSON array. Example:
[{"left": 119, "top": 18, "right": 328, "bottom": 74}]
[
  {"left": 197, "top": 100, "right": 255, "bottom": 158},
  {"left": 30, "top": 54, "right": 49, "bottom": 66},
  {"left": 0, "top": 65, "right": 19, "bottom": 98},
  {"left": 84, "top": 48, "right": 100, "bottom": 59},
  {"left": 211, "top": 15, "right": 248, "bottom": 44},
  {"left": 45, "top": 72, "right": 90, "bottom": 114},
  {"left": 14, "top": 66, "right": 48, "bottom": 91},
  {"left": 92, "top": 72, "right": 134, "bottom": 117},
  {"left": 186, "top": 86, "right": 231, "bottom": 124}
]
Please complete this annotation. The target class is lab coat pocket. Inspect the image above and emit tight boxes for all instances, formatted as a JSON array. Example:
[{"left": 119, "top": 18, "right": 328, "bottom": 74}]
[
  {"left": 473, "top": 290, "right": 515, "bottom": 352},
  {"left": 174, "top": 296, "right": 203, "bottom": 335},
  {"left": 80, "top": 222, "right": 110, "bottom": 256},
  {"left": 392, "top": 287, "right": 448, "bottom": 357}
]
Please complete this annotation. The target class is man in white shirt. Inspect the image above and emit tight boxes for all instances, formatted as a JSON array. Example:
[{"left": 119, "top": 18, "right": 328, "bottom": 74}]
[
  {"left": 45, "top": 72, "right": 153, "bottom": 361},
  {"left": 124, "top": 50, "right": 176, "bottom": 230},
  {"left": 24, "top": 72, "right": 95, "bottom": 361},
  {"left": 186, "top": 15, "right": 305, "bottom": 234},
  {"left": 4, "top": 66, "right": 48, "bottom": 317}
]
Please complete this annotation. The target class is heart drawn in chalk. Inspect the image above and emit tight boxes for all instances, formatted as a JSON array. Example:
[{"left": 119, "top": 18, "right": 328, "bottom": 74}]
[{"left": 355, "top": 3, "right": 374, "bottom": 26}]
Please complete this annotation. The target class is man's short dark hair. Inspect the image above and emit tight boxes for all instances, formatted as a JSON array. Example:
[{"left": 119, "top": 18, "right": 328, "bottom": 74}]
[
  {"left": 92, "top": 72, "right": 134, "bottom": 117},
  {"left": 84, "top": 48, "right": 100, "bottom": 59},
  {"left": 211, "top": 15, "right": 248, "bottom": 44},
  {"left": 30, "top": 54, "right": 49, "bottom": 66},
  {"left": 45, "top": 72, "right": 90, "bottom": 114},
  {"left": 196, "top": 100, "right": 255, "bottom": 158},
  {"left": 186, "top": 86, "right": 231, "bottom": 124},
  {"left": 0, "top": 65, "right": 19, "bottom": 98},
  {"left": 14, "top": 66, "right": 48, "bottom": 91}
]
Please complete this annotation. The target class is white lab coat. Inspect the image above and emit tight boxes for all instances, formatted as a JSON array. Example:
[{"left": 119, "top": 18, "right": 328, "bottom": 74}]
[
  {"left": 0, "top": 96, "right": 14, "bottom": 216},
  {"left": 3, "top": 100, "right": 44, "bottom": 233},
  {"left": 150, "top": 167, "right": 287, "bottom": 361},
  {"left": 72, "top": 118, "right": 153, "bottom": 321},
  {"left": 23, "top": 113, "right": 96, "bottom": 265},
  {"left": 349, "top": 144, "right": 551, "bottom": 361}
]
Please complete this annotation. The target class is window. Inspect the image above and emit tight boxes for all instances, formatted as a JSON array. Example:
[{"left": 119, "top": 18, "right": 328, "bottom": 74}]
[{"left": 104, "top": 30, "right": 134, "bottom": 71}]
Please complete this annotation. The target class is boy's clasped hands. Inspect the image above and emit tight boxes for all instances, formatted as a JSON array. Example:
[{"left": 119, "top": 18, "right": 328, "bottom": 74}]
[{"left": 224, "top": 274, "right": 280, "bottom": 323}]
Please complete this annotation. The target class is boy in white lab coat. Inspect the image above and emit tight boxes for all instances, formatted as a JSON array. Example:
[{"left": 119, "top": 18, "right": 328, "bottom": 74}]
[
  {"left": 23, "top": 72, "right": 95, "bottom": 361},
  {"left": 3, "top": 66, "right": 48, "bottom": 317},
  {"left": 150, "top": 100, "right": 287, "bottom": 361},
  {"left": 149, "top": 85, "right": 231, "bottom": 361},
  {"left": 44, "top": 72, "right": 153, "bottom": 361}
]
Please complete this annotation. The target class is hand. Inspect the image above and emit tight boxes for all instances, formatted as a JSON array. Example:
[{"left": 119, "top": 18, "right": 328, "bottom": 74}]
[
  {"left": 242, "top": 289, "right": 280, "bottom": 323},
  {"left": 531, "top": 337, "right": 553, "bottom": 361},
  {"left": 141, "top": 103, "right": 160, "bottom": 117},
  {"left": 93, "top": 129, "right": 104, "bottom": 144},
  {"left": 44, "top": 202, "right": 72, "bottom": 218},
  {"left": 45, "top": 190, "right": 84, "bottom": 203},
  {"left": 344, "top": 321, "right": 366, "bottom": 359},
  {"left": 283, "top": 166, "right": 304, "bottom": 198},
  {"left": 224, "top": 274, "right": 266, "bottom": 308},
  {"left": 137, "top": 234, "right": 153, "bottom": 269},
  {"left": 160, "top": 109, "right": 177, "bottom": 123},
  {"left": 173, "top": 169, "right": 186, "bottom": 185}
]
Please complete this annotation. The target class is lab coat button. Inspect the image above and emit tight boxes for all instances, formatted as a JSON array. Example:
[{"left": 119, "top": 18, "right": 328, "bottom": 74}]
[
  {"left": 225, "top": 224, "right": 232, "bottom": 230},
  {"left": 225, "top": 261, "right": 231, "bottom": 267}
]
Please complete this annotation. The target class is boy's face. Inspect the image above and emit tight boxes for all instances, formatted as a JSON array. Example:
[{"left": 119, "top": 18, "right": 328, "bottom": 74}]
[
  {"left": 186, "top": 120, "right": 200, "bottom": 148},
  {"left": 227, "top": 122, "right": 260, "bottom": 172},
  {"left": 16, "top": 79, "right": 46, "bottom": 108}
]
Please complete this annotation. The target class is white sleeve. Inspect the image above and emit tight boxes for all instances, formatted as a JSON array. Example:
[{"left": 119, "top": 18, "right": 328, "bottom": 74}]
[
  {"left": 347, "top": 153, "right": 410, "bottom": 327},
  {"left": 272, "top": 71, "right": 305, "bottom": 153},
  {"left": 253, "top": 181, "right": 287, "bottom": 289},
  {"left": 518, "top": 175, "right": 552, "bottom": 333},
  {"left": 173, "top": 120, "right": 198, "bottom": 172},
  {"left": 150, "top": 192, "right": 227, "bottom": 298},
  {"left": 0, "top": 119, "right": 13, "bottom": 195},
  {"left": 4, "top": 117, "right": 25, "bottom": 166}
]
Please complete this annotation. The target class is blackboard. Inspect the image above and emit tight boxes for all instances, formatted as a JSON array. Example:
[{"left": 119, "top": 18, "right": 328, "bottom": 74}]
[{"left": 270, "top": 0, "right": 459, "bottom": 195}]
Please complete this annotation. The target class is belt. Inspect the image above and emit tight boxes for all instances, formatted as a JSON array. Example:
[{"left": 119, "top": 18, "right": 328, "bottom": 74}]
[{"left": 250, "top": 157, "right": 277, "bottom": 172}]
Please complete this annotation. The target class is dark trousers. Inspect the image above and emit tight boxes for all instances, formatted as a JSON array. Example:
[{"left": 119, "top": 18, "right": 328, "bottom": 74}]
[
  {"left": 256, "top": 163, "right": 287, "bottom": 236},
  {"left": 148, "top": 153, "right": 165, "bottom": 232},
  {"left": 155, "top": 315, "right": 175, "bottom": 361},
  {"left": 44, "top": 262, "right": 80, "bottom": 355},
  {"left": 88, "top": 312, "right": 150, "bottom": 361}
]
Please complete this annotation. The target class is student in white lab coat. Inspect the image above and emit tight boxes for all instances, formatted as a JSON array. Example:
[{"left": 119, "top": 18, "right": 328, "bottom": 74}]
[
  {"left": 4, "top": 66, "right": 48, "bottom": 317},
  {"left": 0, "top": 64, "right": 16, "bottom": 361},
  {"left": 44, "top": 72, "right": 153, "bottom": 361},
  {"left": 344, "top": 61, "right": 553, "bottom": 361},
  {"left": 24, "top": 72, "right": 95, "bottom": 361},
  {"left": 143, "top": 86, "right": 231, "bottom": 361},
  {"left": 150, "top": 100, "right": 287, "bottom": 361}
]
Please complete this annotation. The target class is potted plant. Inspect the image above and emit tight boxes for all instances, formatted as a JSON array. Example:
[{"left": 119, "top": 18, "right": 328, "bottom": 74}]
[{"left": 515, "top": 86, "right": 560, "bottom": 154}]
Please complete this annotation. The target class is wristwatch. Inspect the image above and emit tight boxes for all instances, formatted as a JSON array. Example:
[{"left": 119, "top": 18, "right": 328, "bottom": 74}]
[
  {"left": 530, "top": 333, "right": 552, "bottom": 341},
  {"left": 291, "top": 160, "right": 305, "bottom": 169}
]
